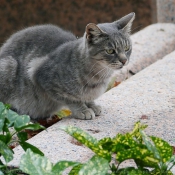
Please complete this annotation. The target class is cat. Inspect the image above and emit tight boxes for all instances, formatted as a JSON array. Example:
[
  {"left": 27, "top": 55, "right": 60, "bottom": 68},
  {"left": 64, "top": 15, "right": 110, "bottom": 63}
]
[{"left": 0, "top": 12, "right": 135, "bottom": 120}]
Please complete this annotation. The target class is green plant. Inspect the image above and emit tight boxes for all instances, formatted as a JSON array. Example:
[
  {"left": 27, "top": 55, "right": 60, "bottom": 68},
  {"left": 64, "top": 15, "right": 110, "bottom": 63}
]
[
  {"left": 0, "top": 100, "right": 174, "bottom": 174},
  {"left": 0, "top": 102, "right": 45, "bottom": 175},
  {"left": 19, "top": 122, "right": 175, "bottom": 175}
]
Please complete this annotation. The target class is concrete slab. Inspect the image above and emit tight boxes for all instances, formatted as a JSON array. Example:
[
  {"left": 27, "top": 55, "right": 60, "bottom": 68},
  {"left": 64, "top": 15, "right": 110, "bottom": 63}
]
[
  {"left": 8, "top": 49, "right": 175, "bottom": 173},
  {"left": 116, "top": 23, "right": 175, "bottom": 81}
]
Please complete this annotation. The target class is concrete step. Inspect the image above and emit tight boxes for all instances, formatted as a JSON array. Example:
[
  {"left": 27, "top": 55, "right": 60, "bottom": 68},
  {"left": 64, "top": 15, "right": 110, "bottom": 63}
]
[{"left": 6, "top": 23, "right": 175, "bottom": 173}]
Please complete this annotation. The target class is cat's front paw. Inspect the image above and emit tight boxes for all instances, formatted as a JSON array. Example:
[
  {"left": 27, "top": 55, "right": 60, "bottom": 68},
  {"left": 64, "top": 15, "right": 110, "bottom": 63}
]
[
  {"left": 86, "top": 102, "right": 102, "bottom": 116},
  {"left": 91, "top": 104, "right": 102, "bottom": 116},
  {"left": 73, "top": 108, "right": 95, "bottom": 120}
]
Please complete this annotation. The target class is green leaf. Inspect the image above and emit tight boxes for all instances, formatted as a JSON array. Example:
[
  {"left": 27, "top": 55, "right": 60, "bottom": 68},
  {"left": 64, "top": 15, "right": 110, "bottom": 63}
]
[
  {"left": 20, "top": 149, "right": 54, "bottom": 175},
  {"left": 130, "top": 121, "right": 148, "bottom": 135},
  {"left": 151, "top": 136, "right": 173, "bottom": 163},
  {"left": 140, "top": 131, "right": 161, "bottom": 161},
  {"left": 0, "top": 117, "right": 5, "bottom": 132},
  {"left": 19, "top": 141, "right": 44, "bottom": 156},
  {"left": 130, "top": 121, "right": 148, "bottom": 142},
  {"left": 116, "top": 146, "right": 159, "bottom": 168},
  {"left": 111, "top": 133, "right": 140, "bottom": 154},
  {"left": 2, "top": 118, "right": 10, "bottom": 133},
  {"left": 117, "top": 167, "right": 150, "bottom": 175},
  {"left": 6, "top": 109, "right": 19, "bottom": 126},
  {"left": 52, "top": 161, "right": 81, "bottom": 175},
  {"left": 0, "top": 170, "right": 4, "bottom": 175},
  {"left": 0, "top": 133, "right": 11, "bottom": 144},
  {"left": 165, "top": 155, "right": 175, "bottom": 171},
  {"left": 0, "top": 104, "right": 6, "bottom": 132},
  {"left": 17, "top": 132, "right": 28, "bottom": 142},
  {"left": 0, "top": 140, "right": 13, "bottom": 163},
  {"left": 60, "top": 125, "right": 98, "bottom": 145},
  {"left": 4, "top": 104, "right": 11, "bottom": 110},
  {"left": 78, "top": 155, "right": 109, "bottom": 175},
  {"left": 14, "top": 115, "right": 30, "bottom": 129},
  {"left": 69, "top": 164, "right": 83, "bottom": 175},
  {"left": 60, "top": 126, "right": 111, "bottom": 161},
  {"left": 0, "top": 102, "right": 5, "bottom": 114},
  {"left": 98, "top": 137, "right": 114, "bottom": 151},
  {"left": 15, "top": 123, "right": 45, "bottom": 132}
]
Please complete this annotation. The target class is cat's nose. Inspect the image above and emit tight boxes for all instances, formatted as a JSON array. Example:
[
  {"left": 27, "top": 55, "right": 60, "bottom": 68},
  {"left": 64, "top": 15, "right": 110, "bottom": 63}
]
[
  {"left": 120, "top": 58, "right": 127, "bottom": 65},
  {"left": 119, "top": 54, "right": 127, "bottom": 65}
]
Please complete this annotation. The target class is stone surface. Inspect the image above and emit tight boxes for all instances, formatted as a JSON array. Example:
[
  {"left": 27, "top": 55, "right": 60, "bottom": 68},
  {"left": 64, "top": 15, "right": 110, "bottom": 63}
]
[
  {"left": 115, "top": 23, "right": 175, "bottom": 81},
  {"left": 157, "top": 0, "right": 175, "bottom": 23},
  {"left": 8, "top": 45, "right": 175, "bottom": 173}
]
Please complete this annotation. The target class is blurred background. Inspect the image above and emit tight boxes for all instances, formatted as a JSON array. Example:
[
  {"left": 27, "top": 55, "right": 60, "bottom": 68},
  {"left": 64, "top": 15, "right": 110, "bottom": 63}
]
[{"left": 0, "top": 0, "right": 157, "bottom": 44}]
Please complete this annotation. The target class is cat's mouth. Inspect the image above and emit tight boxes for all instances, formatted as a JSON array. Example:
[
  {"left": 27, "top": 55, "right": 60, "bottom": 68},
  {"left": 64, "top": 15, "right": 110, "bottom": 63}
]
[{"left": 109, "top": 63, "right": 124, "bottom": 70}]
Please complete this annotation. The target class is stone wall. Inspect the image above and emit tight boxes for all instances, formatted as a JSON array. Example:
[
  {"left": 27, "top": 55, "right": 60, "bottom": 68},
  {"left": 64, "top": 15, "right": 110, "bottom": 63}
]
[{"left": 0, "top": 0, "right": 151, "bottom": 44}]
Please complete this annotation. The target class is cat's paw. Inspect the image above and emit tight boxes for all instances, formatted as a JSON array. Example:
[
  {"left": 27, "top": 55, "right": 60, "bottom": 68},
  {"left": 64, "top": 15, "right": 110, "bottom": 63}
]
[
  {"left": 86, "top": 102, "right": 102, "bottom": 116},
  {"left": 91, "top": 104, "right": 102, "bottom": 116},
  {"left": 73, "top": 108, "right": 95, "bottom": 120}
]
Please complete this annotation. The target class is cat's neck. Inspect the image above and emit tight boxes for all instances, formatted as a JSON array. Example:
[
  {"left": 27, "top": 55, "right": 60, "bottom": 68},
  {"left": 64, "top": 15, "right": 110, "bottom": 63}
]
[{"left": 75, "top": 37, "right": 113, "bottom": 84}]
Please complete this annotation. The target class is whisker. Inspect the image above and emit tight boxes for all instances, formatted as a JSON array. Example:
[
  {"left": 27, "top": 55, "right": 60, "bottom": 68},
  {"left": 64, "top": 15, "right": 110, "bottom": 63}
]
[
  {"left": 95, "top": 68, "right": 109, "bottom": 85},
  {"left": 79, "top": 64, "right": 112, "bottom": 98},
  {"left": 131, "top": 25, "right": 143, "bottom": 34},
  {"left": 81, "top": 66, "right": 108, "bottom": 90}
]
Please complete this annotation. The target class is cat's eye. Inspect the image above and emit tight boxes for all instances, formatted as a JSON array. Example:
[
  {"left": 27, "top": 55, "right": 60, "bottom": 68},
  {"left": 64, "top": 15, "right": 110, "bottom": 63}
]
[
  {"left": 106, "top": 49, "right": 115, "bottom": 54},
  {"left": 124, "top": 45, "right": 130, "bottom": 52}
]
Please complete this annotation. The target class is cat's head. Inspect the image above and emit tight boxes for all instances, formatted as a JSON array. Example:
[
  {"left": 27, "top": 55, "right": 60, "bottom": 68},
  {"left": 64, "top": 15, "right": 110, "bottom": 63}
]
[{"left": 85, "top": 12, "right": 135, "bottom": 70}]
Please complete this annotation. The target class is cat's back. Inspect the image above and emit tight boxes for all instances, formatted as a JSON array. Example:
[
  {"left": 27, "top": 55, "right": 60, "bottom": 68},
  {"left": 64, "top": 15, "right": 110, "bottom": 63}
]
[{"left": 0, "top": 24, "right": 76, "bottom": 57}]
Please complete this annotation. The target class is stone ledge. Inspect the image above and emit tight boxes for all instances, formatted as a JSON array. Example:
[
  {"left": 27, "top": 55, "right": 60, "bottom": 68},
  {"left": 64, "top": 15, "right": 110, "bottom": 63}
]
[{"left": 8, "top": 49, "right": 175, "bottom": 174}]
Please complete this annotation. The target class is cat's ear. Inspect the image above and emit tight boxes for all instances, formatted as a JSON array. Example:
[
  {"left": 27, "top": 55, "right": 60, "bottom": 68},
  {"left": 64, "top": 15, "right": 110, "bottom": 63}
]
[
  {"left": 116, "top": 12, "right": 135, "bottom": 34},
  {"left": 85, "top": 23, "right": 105, "bottom": 43}
]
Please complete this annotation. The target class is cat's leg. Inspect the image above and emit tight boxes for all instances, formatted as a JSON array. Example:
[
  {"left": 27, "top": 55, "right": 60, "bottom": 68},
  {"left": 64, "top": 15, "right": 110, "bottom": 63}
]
[
  {"left": 68, "top": 102, "right": 95, "bottom": 120},
  {"left": 86, "top": 101, "right": 102, "bottom": 116}
]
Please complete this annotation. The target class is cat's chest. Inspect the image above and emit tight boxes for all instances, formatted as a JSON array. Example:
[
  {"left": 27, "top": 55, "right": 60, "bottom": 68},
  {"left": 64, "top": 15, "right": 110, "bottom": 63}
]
[{"left": 80, "top": 82, "right": 108, "bottom": 101}]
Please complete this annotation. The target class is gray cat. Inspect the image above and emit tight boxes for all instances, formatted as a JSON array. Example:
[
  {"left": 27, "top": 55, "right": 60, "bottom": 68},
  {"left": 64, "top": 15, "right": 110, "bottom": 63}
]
[{"left": 0, "top": 12, "right": 135, "bottom": 120}]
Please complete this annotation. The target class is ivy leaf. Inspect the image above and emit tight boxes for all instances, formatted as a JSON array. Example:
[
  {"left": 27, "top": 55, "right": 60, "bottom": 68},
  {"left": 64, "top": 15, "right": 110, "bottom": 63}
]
[
  {"left": 19, "top": 141, "right": 44, "bottom": 156},
  {"left": 78, "top": 155, "right": 109, "bottom": 175},
  {"left": 60, "top": 126, "right": 111, "bottom": 161},
  {"left": 52, "top": 161, "right": 81, "bottom": 175},
  {"left": 0, "top": 140, "right": 13, "bottom": 163},
  {"left": 20, "top": 149, "right": 53, "bottom": 175}
]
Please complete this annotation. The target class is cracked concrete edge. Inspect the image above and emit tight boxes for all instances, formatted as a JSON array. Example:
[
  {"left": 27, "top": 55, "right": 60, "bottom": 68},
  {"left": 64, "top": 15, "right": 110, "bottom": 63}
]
[{"left": 7, "top": 49, "right": 175, "bottom": 175}]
